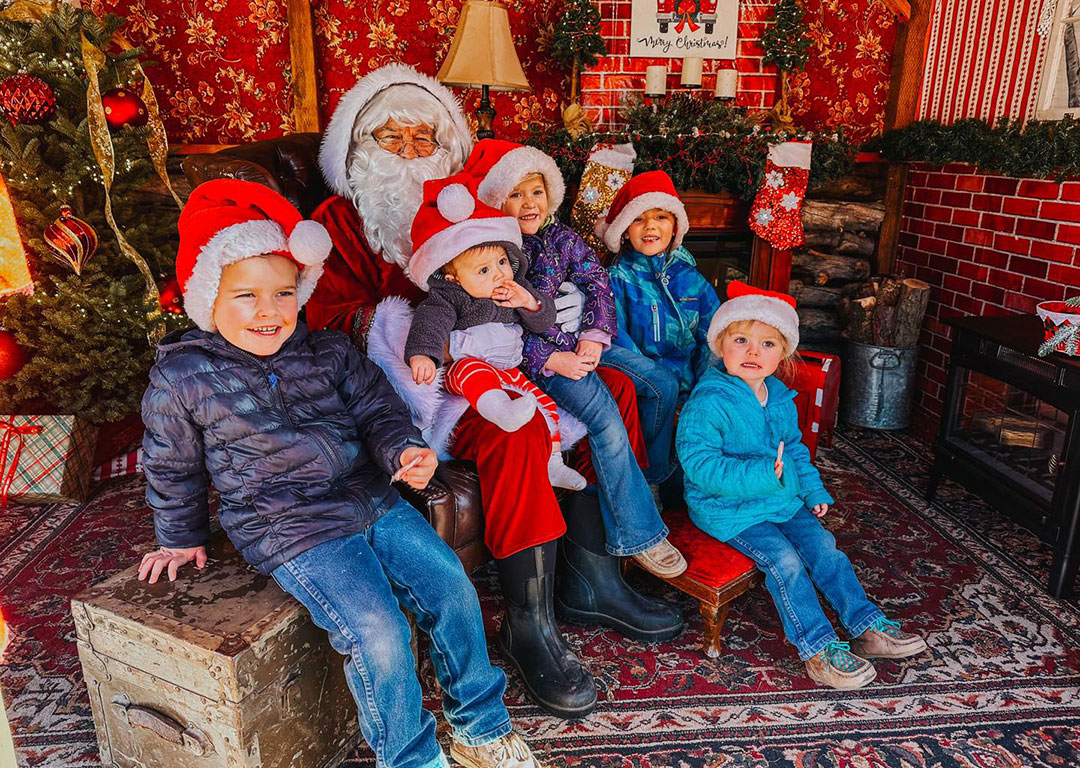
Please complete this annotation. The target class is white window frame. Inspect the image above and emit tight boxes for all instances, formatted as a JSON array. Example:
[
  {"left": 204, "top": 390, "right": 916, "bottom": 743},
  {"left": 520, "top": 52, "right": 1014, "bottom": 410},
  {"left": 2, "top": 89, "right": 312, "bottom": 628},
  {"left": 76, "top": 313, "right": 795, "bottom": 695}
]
[{"left": 1036, "top": 0, "right": 1080, "bottom": 120}]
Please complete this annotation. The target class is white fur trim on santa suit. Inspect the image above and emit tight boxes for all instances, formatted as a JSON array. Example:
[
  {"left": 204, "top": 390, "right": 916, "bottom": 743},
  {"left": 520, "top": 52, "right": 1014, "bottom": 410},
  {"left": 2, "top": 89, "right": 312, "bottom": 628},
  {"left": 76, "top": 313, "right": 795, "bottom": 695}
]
[
  {"left": 319, "top": 64, "right": 472, "bottom": 199},
  {"left": 409, "top": 215, "right": 523, "bottom": 291},
  {"left": 767, "top": 141, "right": 813, "bottom": 169},
  {"left": 182, "top": 220, "right": 326, "bottom": 332},
  {"left": 475, "top": 145, "right": 567, "bottom": 211},
  {"left": 365, "top": 296, "right": 446, "bottom": 432},
  {"left": 587, "top": 143, "right": 636, "bottom": 171},
  {"left": 706, "top": 294, "right": 800, "bottom": 351},
  {"left": 596, "top": 191, "right": 690, "bottom": 253}
]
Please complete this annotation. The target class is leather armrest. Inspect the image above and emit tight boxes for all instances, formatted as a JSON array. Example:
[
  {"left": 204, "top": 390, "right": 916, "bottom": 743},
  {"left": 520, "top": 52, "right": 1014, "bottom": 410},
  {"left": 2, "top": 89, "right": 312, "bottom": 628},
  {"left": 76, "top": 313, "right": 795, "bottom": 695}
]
[{"left": 396, "top": 459, "right": 488, "bottom": 574}]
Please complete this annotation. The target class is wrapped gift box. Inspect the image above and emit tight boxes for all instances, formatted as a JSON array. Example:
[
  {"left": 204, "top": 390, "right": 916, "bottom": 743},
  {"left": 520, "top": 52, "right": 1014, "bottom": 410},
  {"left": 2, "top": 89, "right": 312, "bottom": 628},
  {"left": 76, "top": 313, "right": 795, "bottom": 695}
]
[
  {"left": 785, "top": 351, "right": 842, "bottom": 462},
  {"left": 0, "top": 414, "right": 98, "bottom": 505}
]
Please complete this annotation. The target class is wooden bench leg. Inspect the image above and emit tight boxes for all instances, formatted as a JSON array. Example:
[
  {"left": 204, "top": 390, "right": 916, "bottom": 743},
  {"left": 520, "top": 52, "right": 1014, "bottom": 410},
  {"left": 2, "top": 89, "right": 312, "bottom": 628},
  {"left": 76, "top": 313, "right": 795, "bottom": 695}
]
[{"left": 699, "top": 601, "right": 731, "bottom": 659}]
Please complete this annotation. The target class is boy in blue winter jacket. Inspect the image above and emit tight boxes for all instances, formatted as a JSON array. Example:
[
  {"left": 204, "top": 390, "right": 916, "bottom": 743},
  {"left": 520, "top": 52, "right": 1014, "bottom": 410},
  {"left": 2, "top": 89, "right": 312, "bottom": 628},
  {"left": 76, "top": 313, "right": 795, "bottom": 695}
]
[
  {"left": 138, "top": 180, "right": 545, "bottom": 768},
  {"left": 596, "top": 171, "right": 722, "bottom": 491},
  {"left": 677, "top": 281, "right": 928, "bottom": 691}
]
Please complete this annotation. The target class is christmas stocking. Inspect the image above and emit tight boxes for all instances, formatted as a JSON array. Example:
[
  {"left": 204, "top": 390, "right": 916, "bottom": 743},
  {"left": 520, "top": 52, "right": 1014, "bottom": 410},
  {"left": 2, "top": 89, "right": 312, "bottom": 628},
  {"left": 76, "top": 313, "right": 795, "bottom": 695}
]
[
  {"left": 749, "top": 141, "right": 812, "bottom": 250},
  {"left": 571, "top": 142, "right": 636, "bottom": 256}
]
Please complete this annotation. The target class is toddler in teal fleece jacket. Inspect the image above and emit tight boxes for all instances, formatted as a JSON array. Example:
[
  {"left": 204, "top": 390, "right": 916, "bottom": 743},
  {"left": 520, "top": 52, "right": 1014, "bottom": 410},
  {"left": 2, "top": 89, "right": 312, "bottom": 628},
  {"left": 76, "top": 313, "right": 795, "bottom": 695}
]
[{"left": 677, "top": 281, "right": 928, "bottom": 691}]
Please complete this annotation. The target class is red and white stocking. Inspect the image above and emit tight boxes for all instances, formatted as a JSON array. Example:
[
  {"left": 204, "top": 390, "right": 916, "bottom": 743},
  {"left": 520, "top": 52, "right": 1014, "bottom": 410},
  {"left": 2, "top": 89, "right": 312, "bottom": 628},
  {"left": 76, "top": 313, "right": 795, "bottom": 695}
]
[{"left": 749, "top": 141, "right": 812, "bottom": 250}]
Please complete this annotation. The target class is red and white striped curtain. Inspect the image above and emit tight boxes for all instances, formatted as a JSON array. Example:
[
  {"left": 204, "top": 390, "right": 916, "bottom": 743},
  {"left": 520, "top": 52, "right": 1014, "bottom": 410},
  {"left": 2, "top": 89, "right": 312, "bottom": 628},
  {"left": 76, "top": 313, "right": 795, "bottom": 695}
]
[{"left": 919, "top": 0, "right": 1052, "bottom": 124}]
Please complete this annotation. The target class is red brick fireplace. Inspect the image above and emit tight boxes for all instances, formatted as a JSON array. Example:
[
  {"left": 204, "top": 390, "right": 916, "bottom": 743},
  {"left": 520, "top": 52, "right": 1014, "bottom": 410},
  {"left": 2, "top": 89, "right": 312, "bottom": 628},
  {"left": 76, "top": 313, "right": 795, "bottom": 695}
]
[{"left": 895, "top": 162, "right": 1080, "bottom": 434}]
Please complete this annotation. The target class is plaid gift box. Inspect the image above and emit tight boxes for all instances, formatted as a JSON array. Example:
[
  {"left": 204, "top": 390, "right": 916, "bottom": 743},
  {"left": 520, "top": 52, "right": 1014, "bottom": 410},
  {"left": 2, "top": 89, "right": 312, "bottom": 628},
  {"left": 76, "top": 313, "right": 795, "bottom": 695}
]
[{"left": 0, "top": 415, "right": 98, "bottom": 506}]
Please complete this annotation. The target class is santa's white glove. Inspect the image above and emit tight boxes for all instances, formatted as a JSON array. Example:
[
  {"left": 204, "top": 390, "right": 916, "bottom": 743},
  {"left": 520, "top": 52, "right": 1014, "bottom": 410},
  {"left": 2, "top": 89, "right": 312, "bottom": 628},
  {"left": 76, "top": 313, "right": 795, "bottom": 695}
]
[{"left": 555, "top": 281, "right": 584, "bottom": 334}]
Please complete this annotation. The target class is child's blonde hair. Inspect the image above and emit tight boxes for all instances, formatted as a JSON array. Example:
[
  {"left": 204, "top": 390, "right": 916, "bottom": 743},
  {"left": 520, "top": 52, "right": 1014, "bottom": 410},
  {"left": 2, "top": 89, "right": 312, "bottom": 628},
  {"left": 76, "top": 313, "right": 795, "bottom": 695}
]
[{"left": 712, "top": 319, "right": 800, "bottom": 381}]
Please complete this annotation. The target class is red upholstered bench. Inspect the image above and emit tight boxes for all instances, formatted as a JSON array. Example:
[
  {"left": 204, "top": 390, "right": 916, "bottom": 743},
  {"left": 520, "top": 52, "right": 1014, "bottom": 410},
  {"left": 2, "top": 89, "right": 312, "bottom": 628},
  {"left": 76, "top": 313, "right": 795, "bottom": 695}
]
[{"left": 630, "top": 508, "right": 763, "bottom": 657}]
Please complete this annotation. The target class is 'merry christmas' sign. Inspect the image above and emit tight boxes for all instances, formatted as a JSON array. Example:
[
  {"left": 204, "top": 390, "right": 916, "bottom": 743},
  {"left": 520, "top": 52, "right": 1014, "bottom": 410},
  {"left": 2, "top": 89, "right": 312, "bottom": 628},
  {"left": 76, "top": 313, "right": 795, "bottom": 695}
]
[{"left": 629, "top": 0, "right": 738, "bottom": 59}]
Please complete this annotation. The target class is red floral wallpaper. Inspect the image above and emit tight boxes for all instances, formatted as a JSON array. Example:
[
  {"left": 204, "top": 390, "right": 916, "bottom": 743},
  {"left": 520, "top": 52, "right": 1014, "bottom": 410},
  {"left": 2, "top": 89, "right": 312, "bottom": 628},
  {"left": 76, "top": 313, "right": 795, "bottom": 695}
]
[
  {"left": 791, "top": 0, "right": 899, "bottom": 143},
  {"left": 313, "top": 0, "right": 567, "bottom": 141},
  {"left": 88, "top": 0, "right": 898, "bottom": 146},
  {"left": 88, "top": 0, "right": 295, "bottom": 143}
]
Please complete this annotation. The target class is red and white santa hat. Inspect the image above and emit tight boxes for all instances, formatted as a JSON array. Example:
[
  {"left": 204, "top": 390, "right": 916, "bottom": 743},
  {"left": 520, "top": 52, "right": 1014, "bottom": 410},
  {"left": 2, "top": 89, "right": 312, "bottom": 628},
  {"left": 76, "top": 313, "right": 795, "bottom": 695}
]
[
  {"left": 706, "top": 280, "right": 800, "bottom": 352},
  {"left": 464, "top": 139, "right": 566, "bottom": 212},
  {"left": 176, "top": 179, "right": 332, "bottom": 331},
  {"left": 595, "top": 169, "right": 690, "bottom": 253},
  {"left": 408, "top": 172, "right": 523, "bottom": 291}
]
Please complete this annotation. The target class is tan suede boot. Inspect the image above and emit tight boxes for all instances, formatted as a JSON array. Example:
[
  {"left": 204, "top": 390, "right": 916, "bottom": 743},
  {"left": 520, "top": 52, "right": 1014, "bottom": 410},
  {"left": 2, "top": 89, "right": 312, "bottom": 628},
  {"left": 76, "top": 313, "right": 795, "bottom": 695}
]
[
  {"left": 450, "top": 732, "right": 546, "bottom": 768},
  {"left": 804, "top": 641, "right": 877, "bottom": 690},
  {"left": 849, "top": 618, "right": 928, "bottom": 659}
]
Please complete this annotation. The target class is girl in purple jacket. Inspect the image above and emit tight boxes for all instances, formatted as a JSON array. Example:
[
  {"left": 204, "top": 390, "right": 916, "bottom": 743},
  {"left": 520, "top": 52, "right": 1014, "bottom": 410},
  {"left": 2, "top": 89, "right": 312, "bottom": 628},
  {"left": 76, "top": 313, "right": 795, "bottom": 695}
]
[{"left": 465, "top": 140, "right": 687, "bottom": 581}]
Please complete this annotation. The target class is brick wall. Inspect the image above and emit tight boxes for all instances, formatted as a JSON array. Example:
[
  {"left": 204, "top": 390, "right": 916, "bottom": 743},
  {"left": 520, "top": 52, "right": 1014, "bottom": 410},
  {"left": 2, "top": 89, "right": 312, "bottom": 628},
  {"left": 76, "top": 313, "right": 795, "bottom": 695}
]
[
  {"left": 895, "top": 162, "right": 1080, "bottom": 432},
  {"left": 582, "top": 1, "right": 776, "bottom": 128}
]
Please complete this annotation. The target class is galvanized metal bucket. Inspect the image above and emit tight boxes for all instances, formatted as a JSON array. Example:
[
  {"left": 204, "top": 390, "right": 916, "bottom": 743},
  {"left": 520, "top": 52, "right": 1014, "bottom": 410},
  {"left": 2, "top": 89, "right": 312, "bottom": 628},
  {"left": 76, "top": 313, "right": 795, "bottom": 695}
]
[{"left": 840, "top": 341, "right": 919, "bottom": 430}]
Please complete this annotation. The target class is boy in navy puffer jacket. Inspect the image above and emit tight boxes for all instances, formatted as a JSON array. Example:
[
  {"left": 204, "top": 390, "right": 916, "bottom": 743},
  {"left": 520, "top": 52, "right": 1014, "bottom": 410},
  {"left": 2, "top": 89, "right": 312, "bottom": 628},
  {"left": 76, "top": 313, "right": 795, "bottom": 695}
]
[{"left": 138, "top": 180, "right": 546, "bottom": 768}]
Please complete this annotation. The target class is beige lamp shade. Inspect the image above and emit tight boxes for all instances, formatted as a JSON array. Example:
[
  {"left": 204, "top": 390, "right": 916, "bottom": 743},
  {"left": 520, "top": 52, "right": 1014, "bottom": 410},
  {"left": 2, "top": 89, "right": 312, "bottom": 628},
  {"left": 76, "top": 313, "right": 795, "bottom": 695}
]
[{"left": 437, "top": 0, "right": 531, "bottom": 92}]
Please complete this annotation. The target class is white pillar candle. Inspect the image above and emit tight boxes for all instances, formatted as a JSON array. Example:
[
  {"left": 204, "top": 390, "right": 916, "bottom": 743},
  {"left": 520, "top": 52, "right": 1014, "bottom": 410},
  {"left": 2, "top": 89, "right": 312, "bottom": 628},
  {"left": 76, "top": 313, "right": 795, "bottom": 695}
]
[
  {"left": 714, "top": 69, "right": 738, "bottom": 99},
  {"left": 644, "top": 65, "right": 668, "bottom": 98},
  {"left": 681, "top": 57, "right": 703, "bottom": 88}
]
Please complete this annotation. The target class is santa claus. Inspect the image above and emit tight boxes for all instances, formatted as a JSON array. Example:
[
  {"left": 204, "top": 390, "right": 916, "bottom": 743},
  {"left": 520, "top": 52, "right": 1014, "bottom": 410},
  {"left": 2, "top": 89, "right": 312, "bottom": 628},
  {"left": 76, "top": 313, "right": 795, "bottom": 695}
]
[{"left": 305, "top": 64, "right": 682, "bottom": 719}]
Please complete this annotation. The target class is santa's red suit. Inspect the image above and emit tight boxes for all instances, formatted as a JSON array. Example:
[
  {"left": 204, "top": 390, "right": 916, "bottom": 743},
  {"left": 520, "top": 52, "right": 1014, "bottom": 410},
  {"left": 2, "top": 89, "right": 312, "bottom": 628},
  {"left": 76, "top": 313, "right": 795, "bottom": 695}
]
[{"left": 306, "top": 195, "right": 645, "bottom": 558}]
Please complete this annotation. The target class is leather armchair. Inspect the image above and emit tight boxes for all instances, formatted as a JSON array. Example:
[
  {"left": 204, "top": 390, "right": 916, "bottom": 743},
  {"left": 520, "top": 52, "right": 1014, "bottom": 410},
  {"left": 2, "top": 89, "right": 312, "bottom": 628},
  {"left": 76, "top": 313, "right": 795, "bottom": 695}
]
[{"left": 182, "top": 137, "right": 490, "bottom": 574}]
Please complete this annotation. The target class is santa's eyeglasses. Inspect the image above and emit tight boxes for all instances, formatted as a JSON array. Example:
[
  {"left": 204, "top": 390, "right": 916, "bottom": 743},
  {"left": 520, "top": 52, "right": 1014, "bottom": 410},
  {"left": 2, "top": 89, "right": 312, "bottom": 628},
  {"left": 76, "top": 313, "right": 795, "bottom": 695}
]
[{"left": 372, "top": 133, "right": 440, "bottom": 157}]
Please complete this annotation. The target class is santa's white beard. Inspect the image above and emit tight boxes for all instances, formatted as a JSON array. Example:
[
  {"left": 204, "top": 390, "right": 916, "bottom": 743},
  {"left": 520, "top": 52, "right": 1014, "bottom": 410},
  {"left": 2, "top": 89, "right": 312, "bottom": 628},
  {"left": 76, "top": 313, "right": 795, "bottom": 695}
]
[{"left": 347, "top": 143, "right": 454, "bottom": 269}]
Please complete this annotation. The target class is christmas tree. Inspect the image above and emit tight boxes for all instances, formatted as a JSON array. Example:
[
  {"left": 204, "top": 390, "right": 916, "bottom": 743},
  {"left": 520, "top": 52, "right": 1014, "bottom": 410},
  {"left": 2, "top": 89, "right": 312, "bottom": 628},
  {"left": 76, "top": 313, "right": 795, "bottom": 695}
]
[
  {"left": 761, "top": 0, "right": 810, "bottom": 128},
  {"left": 0, "top": 4, "right": 182, "bottom": 424},
  {"left": 550, "top": 0, "right": 606, "bottom": 137}
]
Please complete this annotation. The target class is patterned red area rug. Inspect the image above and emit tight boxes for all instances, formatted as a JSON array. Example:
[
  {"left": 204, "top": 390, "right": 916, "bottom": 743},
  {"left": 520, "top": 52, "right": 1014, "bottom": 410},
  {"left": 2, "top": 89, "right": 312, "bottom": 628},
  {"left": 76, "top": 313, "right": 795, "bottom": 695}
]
[{"left": 3, "top": 429, "right": 1079, "bottom": 767}]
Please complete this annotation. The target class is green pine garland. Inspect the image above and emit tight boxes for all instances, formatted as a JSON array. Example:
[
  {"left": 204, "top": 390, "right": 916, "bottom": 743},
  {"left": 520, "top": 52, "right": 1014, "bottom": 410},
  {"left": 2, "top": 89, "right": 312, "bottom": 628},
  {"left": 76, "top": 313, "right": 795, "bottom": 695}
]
[
  {"left": 526, "top": 92, "right": 855, "bottom": 202},
  {"left": 867, "top": 117, "right": 1080, "bottom": 179},
  {"left": 0, "top": 6, "right": 184, "bottom": 424}
]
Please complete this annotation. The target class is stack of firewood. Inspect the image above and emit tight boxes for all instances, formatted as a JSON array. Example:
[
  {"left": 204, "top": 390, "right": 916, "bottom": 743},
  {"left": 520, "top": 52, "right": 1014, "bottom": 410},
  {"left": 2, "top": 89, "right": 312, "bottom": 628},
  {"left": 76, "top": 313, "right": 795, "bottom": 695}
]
[
  {"left": 789, "top": 196, "right": 886, "bottom": 348},
  {"left": 837, "top": 275, "right": 931, "bottom": 348}
]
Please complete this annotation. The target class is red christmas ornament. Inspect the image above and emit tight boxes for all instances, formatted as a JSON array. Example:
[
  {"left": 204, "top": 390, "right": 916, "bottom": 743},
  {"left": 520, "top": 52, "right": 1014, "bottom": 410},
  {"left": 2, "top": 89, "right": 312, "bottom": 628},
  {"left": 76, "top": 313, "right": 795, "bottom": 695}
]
[
  {"left": 159, "top": 277, "right": 184, "bottom": 315},
  {"left": 102, "top": 87, "right": 148, "bottom": 130},
  {"left": 44, "top": 206, "right": 98, "bottom": 275},
  {"left": 0, "top": 73, "right": 56, "bottom": 127},
  {"left": 0, "top": 329, "right": 28, "bottom": 380}
]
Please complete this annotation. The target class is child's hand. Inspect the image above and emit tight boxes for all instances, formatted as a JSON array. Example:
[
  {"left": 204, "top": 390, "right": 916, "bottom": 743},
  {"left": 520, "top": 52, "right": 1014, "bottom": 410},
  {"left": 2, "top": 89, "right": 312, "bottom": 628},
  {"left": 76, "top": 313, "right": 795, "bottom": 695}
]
[
  {"left": 812, "top": 503, "right": 829, "bottom": 518},
  {"left": 774, "top": 441, "right": 784, "bottom": 480},
  {"left": 410, "top": 355, "right": 437, "bottom": 385},
  {"left": 492, "top": 280, "right": 539, "bottom": 310},
  {"left": 575, "top": 339, "right": 604, "bottom": 366},
  {"left": 138, "top": 546, "right": 207, "bottom": 584},
  {"left": 396, "top": 446, "right": 437, "bottom": 489},
  {"left": 546, "top": 350, "right": 595, "bottom": 381}
]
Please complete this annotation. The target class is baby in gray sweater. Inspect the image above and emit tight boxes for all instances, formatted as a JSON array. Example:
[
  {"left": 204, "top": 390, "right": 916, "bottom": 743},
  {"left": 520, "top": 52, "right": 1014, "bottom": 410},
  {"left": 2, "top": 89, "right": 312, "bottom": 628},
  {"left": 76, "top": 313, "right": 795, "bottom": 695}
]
[{"left": 405, "top": 243, "right": 586, "bottom": 490}]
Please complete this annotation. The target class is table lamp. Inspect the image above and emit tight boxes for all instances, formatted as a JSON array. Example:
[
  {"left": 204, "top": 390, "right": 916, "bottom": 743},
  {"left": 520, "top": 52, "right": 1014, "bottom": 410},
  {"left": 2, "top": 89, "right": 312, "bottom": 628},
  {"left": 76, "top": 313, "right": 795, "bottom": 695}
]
[{"left": 437, "top": 0, "right": 531, "bottom": 140}]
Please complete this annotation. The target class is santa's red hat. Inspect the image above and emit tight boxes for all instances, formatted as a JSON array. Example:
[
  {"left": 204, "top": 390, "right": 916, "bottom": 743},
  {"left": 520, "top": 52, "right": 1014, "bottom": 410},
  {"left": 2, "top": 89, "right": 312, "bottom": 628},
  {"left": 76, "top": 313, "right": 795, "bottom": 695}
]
[
  {"left": 408, "top": 173, "right": 523, "bottom": 291},
  {"left": 595, "top": 170, "right": 689, "bottom": 253},
  {"left": 706, "top": 280, "right": 800, "bottom": 351},
  {"left": 176, "top": 179, "right": 332, "bottom": 331},
  {"left": 464, "top": 139, "right": 566, "bottom": 212}
]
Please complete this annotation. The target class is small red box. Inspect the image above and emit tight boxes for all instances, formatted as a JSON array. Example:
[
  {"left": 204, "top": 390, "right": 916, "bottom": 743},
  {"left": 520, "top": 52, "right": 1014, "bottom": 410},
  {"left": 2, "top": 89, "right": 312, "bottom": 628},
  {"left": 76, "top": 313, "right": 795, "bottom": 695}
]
[{"left": 784, "top": 351, "right": 841, "bottom": 461}]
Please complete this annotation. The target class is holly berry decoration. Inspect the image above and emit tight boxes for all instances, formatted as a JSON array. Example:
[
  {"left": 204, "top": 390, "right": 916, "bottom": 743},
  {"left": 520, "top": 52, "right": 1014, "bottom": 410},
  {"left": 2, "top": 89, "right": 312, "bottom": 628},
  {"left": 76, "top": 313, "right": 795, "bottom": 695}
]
[
  {"left": 0, "top": 329, "right": 28, "bottom": 381},
  {"left": 102, "top": 87, "right": 148, "bottom": 130},
  {"left": 44, "top": 206, "right": 98, "bottom": 275},
  {"left": 0, "top": 73, "right": 57, "bottom": 127},
  {"left": 159, "top": 277, "right": 184, "bottom": 315}
]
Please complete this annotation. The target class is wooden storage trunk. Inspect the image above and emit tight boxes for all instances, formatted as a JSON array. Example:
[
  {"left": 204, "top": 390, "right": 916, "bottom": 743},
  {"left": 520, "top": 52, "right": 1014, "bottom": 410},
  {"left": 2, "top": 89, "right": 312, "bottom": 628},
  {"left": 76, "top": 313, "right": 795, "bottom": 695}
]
[{"left": 71, "top": 533, "right": 359, "bottom": 768}]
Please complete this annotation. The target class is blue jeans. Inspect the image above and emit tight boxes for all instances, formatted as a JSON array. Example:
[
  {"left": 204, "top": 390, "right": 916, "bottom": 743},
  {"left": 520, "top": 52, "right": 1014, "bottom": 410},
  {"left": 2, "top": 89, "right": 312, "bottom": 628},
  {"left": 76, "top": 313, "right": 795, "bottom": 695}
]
[
  {"left": 272, "top": 498, "right": 510, "bottom": 768},
  {"left": 599, "top": 345, "right": 679, "bottom": 485},
  {"left": 538, "top": 369, "right": 667, "bottom": 556},
  {"left": 727, "top": 507, "right": 884, "bottom": 660}
]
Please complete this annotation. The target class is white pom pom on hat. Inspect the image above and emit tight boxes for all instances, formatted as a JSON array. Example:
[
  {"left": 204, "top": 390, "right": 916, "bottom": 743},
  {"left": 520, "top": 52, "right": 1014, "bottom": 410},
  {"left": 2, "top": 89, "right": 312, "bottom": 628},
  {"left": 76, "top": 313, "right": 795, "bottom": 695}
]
[{"left": 437, "top": 183, "right": 476, "bottom": 223}]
